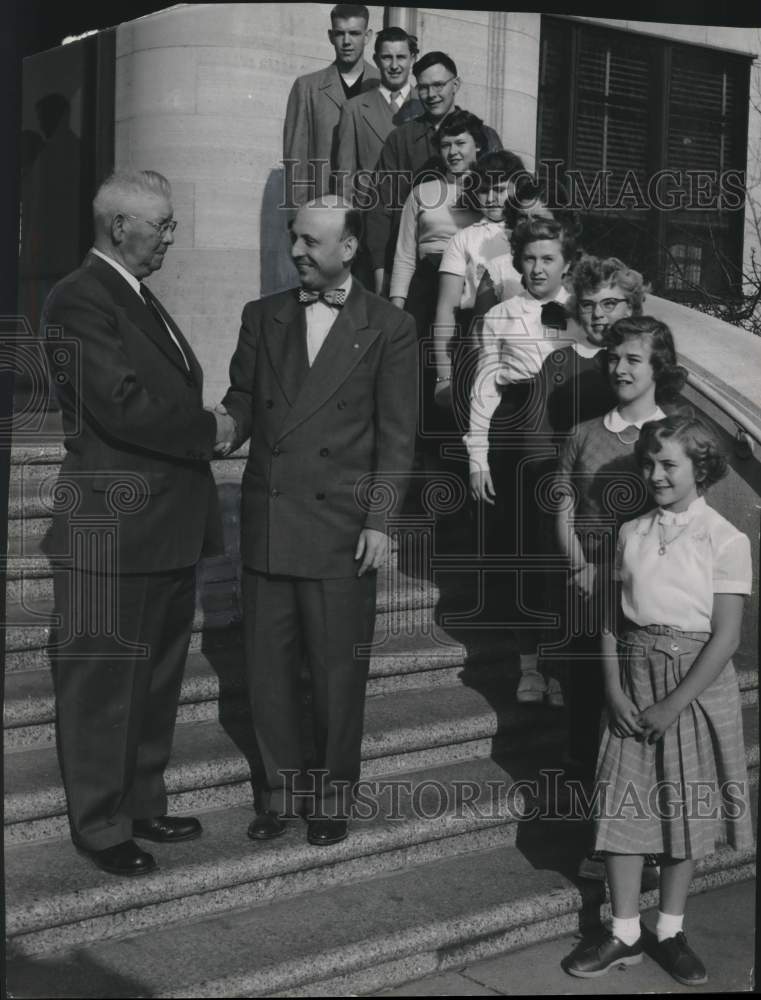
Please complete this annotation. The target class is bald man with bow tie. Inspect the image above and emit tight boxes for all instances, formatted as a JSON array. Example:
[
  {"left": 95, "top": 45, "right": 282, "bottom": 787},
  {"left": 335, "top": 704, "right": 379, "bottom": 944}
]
[{"left": 218, "top": 197, "right": 417, "bottom": 846}]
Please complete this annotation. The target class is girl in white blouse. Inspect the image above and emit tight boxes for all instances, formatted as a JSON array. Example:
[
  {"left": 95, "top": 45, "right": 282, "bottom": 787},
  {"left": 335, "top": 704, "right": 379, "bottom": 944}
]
[{"left": 565, "top": 410, "right": 753, "bottom": 985}]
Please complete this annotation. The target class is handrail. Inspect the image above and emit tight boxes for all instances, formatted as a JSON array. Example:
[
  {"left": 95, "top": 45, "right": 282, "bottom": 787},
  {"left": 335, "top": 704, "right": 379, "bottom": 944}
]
[{"left": 684, "top": 366, "right": 761, "bottom": 451}]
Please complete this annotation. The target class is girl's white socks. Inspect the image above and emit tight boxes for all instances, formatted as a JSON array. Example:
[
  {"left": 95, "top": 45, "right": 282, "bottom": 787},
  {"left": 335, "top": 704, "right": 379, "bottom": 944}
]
[
  {"left": 656, "top": 910, "right": 684, "bottom": 942},
  {"left": 611, "top": 915, "right": 642, "bottom": 946}
]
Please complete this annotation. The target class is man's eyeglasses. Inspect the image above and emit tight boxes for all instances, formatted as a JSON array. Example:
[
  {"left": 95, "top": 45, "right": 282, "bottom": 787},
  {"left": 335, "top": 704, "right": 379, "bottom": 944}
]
[
  {"left": 579, "top": 297, "right": 628, "bottom": 314},
  {"left": 417, "top": 77, "right": 456, "bottom": 95},
  {"left": 125, "top": 214, "right": 178, "bottom": 237}
]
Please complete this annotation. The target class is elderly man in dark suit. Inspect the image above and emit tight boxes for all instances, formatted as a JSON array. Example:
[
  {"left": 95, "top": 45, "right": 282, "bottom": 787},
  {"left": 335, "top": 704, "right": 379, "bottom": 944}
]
[
  {"left": 334, "top": 26, "right": 423, "bottom": 203},
  {"left": 41, "top": 169, "right": 231, "bottom": 876},
  {"left": 366, "top": 50, "right": 504, "bottom": 294},
  {"left": 283, "top": 3, "right": 379, "bottom": 206},
  {"left": 219, "top": 198, "right": 417, "bottom": 847}
]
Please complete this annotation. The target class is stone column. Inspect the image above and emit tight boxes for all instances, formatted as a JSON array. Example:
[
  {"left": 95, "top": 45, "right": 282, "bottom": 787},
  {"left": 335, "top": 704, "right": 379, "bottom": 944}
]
[
  {"left": 113, "top": 2, "right": 384, "bottom": 405},
  {"left": 485, "top": 12, "right": 541, "bottom": 171}
]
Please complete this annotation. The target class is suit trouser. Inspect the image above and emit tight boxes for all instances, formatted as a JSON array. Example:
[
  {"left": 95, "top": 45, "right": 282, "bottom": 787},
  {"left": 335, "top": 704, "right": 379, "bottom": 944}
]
[
  {"left": 51, "top": 565, "right": 196, "bottom": 850},
  {"left": 242, "top": 568, "right": 376, "bottom": 818}
]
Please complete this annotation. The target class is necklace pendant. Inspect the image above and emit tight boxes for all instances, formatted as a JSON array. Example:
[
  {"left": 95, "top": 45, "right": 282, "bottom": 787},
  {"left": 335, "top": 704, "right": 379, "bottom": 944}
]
[{"left": 658, "top": 544, "right": 667, "bottom": 555}]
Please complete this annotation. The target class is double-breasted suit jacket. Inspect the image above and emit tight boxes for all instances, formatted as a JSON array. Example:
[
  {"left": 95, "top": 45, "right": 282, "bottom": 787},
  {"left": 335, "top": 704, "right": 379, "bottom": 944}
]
[
  {"left": 334, "top": 86, "right": 424, "bottom": 202},
  {"left": 283, "top": 60, "right": 380, "bottom": 205},
  {"left": 40, "top": 251, "right": 222, "bottom": 851},
  {"left": 222, "top": 279, "right": 417, "bottom": 815},
  {"left": 222, "top": 280, "right": 418, "bottom": 576}
]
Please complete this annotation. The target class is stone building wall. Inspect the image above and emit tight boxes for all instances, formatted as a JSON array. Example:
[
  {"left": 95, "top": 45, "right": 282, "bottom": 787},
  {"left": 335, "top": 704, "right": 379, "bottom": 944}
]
[
  {"left": 113, "top": 3, "right": 542, "bottom": 403},
  {"left": 112, "top": 5, "right": 761, "bottom": 402}
]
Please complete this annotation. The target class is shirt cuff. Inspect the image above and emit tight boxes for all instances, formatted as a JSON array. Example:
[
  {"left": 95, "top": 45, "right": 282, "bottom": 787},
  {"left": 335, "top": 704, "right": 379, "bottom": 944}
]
[{"left": 463, "top": 434, "right": 489, "bottom": 474}]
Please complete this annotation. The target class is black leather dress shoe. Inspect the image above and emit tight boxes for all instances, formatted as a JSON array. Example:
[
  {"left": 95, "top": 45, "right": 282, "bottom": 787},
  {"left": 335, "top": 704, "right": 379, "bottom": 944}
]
[
  {"left": 133, "top": 815, "right": 202, "bottom": 843},
  {"left": 307, "top": 818, "right": 348, "bottom": 846},
  {"left": 563, "top": 931, "right": 643, "bottom": 978},
  {"left": 247, "top": 811, "right": 287, "bottom": 841},
  {"left": 79, "top": 840, "right": 156, "bottom": 876},
  {"left": 657, "top": 932, "right": 708, "bottom": 985}
]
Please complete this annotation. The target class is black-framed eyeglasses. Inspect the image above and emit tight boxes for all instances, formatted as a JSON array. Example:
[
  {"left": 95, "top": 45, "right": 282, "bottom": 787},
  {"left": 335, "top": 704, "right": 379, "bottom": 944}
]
[
  {"left": 417, "top": 77, "right": 456, "bottom": 95},
  {"left": 579, "top": 297, "right": 628, "bottom": 313},
  {"left": 125, "top": 214, "right": 178, "bottom": 236}
]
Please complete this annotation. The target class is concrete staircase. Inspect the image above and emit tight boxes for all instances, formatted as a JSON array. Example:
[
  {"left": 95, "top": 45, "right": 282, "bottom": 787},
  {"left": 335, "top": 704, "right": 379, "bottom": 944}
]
[{"left": 4, "top": 439, "right": 758, "bottom": 998}]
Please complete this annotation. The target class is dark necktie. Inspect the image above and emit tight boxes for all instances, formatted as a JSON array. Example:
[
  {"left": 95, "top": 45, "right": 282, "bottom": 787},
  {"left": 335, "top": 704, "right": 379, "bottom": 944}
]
[
  {"left": 298, "top": 287, "right": 347, "bottom": 307},
  {"left": 140, "top": 284, "right": 189, "bottom": 370},
  {"left": 541, "top": 301, "right": 567, "bottom": 330}
]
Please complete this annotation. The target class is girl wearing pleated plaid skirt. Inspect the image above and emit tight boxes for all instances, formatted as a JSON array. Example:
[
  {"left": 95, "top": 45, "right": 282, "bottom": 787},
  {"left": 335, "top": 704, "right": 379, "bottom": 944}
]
[{"left": 564, "top": 411, "right": 753, "bottom": 986}]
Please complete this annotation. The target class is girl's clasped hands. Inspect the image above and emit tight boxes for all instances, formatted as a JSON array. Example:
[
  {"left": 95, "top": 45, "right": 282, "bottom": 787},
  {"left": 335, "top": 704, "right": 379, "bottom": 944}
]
[{"left": 607, "top": 690, "right": 679, "bottom": 743}]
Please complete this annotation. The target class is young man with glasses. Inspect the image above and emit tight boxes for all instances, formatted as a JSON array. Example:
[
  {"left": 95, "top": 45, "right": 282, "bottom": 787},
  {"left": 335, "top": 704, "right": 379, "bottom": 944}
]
[{"left": 366, "top": 51, "right": 503, "bottom": 294}]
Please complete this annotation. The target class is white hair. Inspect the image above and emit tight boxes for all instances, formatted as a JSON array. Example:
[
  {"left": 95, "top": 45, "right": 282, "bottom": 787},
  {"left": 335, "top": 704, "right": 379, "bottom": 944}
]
[{"left": 93, "top": 170, "right": 171, "bottom": 229}]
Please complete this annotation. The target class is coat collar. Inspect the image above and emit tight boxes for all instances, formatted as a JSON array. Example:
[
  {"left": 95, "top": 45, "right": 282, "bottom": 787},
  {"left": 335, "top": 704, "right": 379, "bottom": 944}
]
[
  {"left": 268, "top": 280, "right": 381, "bottom": 440},
  {"left": 359, "top": 87, "right": 394, "bottom": 143},
  {"left": 359, "top": 87, "right": 424, "bottom": 142},
  {"left": 266, "top": 293, "right": 310, "bottom": 406},
  {"left": 410, "top": 103, "right": 462, "bottom": 142},
  {"left": 319, "top": 60, "right": 378, "bottom": 109}
]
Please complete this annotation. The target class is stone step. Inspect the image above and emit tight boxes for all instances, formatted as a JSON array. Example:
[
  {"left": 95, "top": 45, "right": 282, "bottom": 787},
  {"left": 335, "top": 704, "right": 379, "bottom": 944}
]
[
  {"left": 4, "top": 794, "right": 756, "bottom": 996},
  {"left": 3, "top": 556, "right": 484, "bottom": 648},
  {"left": 4, "top": 537, "right": 473, "bottom": 609},
  {"left": 8, "top": 443, "right": 248, "bottom": 480},
  {"left": 6, "top": 458, "right": 249, "bottom": 524},
  {"left": 3, "top": 597, "right": 242, "bottom": 671},
  {"left": 3, "top": 629, "right": 519, "bottom": 749},
  {"left": 4, "top": 677, "right": 569, "bottom": 844},
  {"left": 5, "top": 753, "right": 543, "bottom": 958}
]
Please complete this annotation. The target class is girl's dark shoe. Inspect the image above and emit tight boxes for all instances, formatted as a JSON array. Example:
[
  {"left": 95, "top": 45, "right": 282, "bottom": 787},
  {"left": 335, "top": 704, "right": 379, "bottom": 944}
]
[
  {"left": 563, "top": 931, "right": 643, "bottom": 977},
  {"left": 657, "top": 932, "right": 708, "bottom": 985}
]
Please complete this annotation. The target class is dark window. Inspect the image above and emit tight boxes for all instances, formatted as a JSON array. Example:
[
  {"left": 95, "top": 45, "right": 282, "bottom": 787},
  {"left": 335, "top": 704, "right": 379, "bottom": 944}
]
[{"left": 537, "top": 16, "right": 751, "bottom": 303}]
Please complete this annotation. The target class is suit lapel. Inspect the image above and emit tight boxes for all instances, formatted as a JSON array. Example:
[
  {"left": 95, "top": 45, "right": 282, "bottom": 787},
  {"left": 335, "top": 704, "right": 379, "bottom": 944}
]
[
  {"left": 264, "top": 292, "right": 310, "bottom": 408},
  {"left": 396, "top": 90, "right": 424, "bottom": 126},
  {"left": 141, "top": 284, "right": 201, "bottom": 382},
  {"left": 320, "top": 60, "right": 379, "bottom": 110},
  {"left": 83, "top": 254, "right": 194, "bottom": 378},
  {"left": 361, "top": 89, "right": 392, "bottom": 143},
  {"left": 320, "top": 63, "right": 346, "bottom": 111},
  {"left": 277, "top": 282, "right": 381, "bottom": 441}
]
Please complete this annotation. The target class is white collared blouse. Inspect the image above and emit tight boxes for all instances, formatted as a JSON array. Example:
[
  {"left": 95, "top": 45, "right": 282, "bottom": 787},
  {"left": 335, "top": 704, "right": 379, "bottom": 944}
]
[{"left": 616, "top": 495, "right": 752, "bottom": 631}]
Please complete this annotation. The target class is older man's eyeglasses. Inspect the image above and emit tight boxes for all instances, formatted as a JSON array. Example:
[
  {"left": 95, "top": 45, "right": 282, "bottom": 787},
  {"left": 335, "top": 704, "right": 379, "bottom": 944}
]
[
  {"left": 417, "top": 77, "right": 456, "bottom": 95},
  {"left": 579, "top": 297, "right": 628, "bottom": 313},
  {"left": 125, "top": 214, "right": 178, "bottom": 237}
]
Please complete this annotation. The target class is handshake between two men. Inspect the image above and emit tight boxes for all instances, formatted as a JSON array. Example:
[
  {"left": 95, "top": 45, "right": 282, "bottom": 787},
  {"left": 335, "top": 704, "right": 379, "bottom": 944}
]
[
  {"left": 42, "top": 173, "right": 417, "bottom": 877},
  {"left": 209, "top": 401, "right": 237, "bottom": 457}
]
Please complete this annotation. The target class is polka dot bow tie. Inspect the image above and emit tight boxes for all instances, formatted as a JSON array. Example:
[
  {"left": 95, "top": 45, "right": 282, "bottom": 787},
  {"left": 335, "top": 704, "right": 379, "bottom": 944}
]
[{"left": 298, "top": 287, "right": 347, "bottom": 307}]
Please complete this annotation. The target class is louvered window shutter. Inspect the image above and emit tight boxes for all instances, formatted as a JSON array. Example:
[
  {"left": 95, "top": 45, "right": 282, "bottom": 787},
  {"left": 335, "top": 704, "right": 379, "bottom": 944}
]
[
  {"left": 573, "top": 31, "right": 651, "bottom": 201},
  {"left": 537, "top": 16, "right": 750, "bottom": 299}
]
